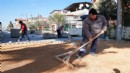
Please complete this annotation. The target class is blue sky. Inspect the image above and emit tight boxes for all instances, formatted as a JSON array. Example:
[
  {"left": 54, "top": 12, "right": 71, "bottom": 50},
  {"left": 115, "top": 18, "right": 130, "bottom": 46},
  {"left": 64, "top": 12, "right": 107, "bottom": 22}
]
[{"left": 0, "top": 0, "right": 91, "bottom": 27}]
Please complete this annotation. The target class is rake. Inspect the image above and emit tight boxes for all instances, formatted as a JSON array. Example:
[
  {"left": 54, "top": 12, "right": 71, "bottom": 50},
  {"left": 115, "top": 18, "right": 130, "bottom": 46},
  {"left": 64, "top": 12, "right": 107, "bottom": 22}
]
[{"left": 55, "top": 33, "right": 102, "bottom": 68}]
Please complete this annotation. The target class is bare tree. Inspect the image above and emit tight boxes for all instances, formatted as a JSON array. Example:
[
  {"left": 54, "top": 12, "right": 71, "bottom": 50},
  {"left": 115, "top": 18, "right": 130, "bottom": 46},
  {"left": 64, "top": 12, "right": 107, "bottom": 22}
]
[{"left": 7, "top": 21, "right": 14, "bottom": 31}]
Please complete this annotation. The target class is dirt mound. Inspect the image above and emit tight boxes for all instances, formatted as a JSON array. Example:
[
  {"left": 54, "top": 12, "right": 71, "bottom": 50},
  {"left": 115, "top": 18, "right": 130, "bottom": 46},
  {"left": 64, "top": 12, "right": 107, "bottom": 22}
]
[{"left": 1, "top": 39, "right": 130, "bottom": 73}]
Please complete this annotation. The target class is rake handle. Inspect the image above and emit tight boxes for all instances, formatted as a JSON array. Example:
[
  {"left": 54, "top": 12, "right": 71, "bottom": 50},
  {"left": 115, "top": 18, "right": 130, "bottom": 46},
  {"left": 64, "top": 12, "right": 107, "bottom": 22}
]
[
  {"left": 55, "top": 32, "right": 102, "bottom": 68},
  {"left": 70, "top": 32, "right": 102, "bottom": 55}
]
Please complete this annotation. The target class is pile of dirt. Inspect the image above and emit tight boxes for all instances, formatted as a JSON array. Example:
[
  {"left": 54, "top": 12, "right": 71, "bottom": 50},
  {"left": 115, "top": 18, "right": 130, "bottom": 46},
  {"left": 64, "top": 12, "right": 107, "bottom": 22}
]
[{"left": 1, "top": 39, "right": 130, "bottom": 73}]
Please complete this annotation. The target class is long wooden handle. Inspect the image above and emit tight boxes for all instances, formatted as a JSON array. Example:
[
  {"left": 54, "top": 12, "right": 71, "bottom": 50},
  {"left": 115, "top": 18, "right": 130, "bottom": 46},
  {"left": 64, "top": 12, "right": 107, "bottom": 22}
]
[{"left": 71, "top": 32, "right": 102, "bottom": 54}]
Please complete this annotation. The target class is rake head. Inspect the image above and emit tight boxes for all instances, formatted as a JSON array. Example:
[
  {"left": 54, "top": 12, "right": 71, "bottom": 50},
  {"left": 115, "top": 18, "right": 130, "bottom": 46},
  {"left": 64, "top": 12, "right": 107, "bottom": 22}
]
[{"left": 55, "top": 51, "right": 74, "bottom": 68}]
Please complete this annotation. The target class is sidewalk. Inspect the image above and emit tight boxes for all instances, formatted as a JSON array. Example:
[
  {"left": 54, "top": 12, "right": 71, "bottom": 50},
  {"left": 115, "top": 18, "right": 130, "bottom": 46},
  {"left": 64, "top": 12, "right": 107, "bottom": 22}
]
[{"left": 1, "top": 32, "right": 82, "bottom": 44}]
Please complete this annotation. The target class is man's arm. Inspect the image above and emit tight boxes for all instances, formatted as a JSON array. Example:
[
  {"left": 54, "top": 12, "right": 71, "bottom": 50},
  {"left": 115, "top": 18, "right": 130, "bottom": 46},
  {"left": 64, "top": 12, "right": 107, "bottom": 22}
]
[
  {"left": 21, "top": 25, "right": 25, "bottom": 31},
  {"left": 83, "top": 20, "right": 93, "bottom": 41},
  {"left": 19, "top": 25, "right": 25, "bottom": 34},
  {"left": 102, "top": 16, "right": 107, "bottom": 31}
]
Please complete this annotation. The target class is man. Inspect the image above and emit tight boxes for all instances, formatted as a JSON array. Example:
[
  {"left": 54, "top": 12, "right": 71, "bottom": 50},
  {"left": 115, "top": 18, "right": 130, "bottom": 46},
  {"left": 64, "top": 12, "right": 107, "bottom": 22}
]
[
  {"left": 18, "top": 21, "right": 30, "bottom": 42},
  {"left": 56, "top": 25, "right": 64, "bottom": 38},
  {"left": 78, "top": 8, "right": 107, "bottom": 57}
]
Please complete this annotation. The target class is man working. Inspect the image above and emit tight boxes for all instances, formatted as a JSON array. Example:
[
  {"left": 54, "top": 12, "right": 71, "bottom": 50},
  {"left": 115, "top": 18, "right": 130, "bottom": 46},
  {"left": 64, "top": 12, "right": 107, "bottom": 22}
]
[
  {"left": 77, "top": 8, "right": 107, "bottom": 57},
  {"left": 18, "top": 21, "right": 30, "bottom": 42},
  {"left": 56, "top": 25, "right": 64, "bottom": 38}
]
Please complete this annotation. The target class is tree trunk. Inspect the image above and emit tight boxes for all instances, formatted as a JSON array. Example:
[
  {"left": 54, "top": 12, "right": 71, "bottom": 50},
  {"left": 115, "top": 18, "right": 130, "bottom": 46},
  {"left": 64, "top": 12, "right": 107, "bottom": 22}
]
[{"left": 116, "top": 0, "right": 122, "bottom": 41}]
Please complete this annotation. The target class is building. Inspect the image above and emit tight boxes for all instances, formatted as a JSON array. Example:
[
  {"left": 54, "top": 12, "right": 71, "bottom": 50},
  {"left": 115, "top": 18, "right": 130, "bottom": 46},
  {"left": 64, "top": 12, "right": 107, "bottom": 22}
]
[
  {"left": 15, "top": 15, "right": 48, "bottom": 29},
  {"left": 28, "top": 15, "right": 48, "bottom": 24},
  {"left": 50, "top": 10, "right": 67, "bottom": 15},
  {"left": 50, "top": 2, "right": 92, "bottom": 34},
  {"left": 50, "top": 10, "right": 68, "bottom": 32},
  {"left": 64, "top": 2, "right": 92, "bottom": 13}
]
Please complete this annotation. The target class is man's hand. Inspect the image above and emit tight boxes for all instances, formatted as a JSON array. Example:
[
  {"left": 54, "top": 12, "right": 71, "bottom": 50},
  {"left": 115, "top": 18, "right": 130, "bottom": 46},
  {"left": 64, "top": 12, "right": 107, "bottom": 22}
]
[
  {"left": 89, "top": 38, "right": 93, "bottom": 42},
  {"left": 19, "top": 30, "right": 22, "bottom": 34},
  {"left": 100, "top": 30, "right": 105, "bottom": 34}
]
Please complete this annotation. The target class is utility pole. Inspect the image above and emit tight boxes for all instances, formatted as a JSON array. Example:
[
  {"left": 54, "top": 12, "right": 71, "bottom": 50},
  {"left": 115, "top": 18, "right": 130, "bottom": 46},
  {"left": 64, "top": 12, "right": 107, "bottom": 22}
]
[{"left": 116, "top": 0, "right": 122, "bottom": 41}]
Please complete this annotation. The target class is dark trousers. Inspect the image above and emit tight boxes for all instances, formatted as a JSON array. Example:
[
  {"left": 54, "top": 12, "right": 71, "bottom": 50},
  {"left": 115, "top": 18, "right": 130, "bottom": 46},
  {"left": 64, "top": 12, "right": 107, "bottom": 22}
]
[
  {"left": 78, "top": 37, "right": 99, "bottom": 56},
  {"left": 57, "top": 30, "right": 62, "bottom": 38},
  {"left": 18, "top": 33, "right": 30, "bottom": 41}
]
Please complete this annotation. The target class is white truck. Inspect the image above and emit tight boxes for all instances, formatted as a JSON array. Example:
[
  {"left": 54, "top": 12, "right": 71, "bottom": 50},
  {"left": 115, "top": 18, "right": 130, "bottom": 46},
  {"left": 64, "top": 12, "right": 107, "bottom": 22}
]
[{"left": 68, "top": 28, "right": 82, "bottom": 37}]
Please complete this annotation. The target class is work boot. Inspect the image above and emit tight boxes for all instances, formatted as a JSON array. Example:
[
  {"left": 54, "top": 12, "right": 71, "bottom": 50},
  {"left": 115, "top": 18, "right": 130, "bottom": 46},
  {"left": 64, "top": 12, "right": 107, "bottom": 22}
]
[{"left": 89, "top": 52, "right": 98, "bottom": 57}]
